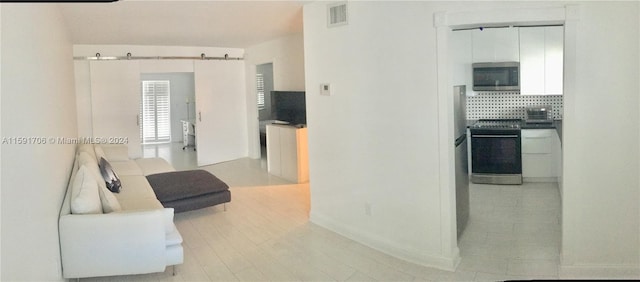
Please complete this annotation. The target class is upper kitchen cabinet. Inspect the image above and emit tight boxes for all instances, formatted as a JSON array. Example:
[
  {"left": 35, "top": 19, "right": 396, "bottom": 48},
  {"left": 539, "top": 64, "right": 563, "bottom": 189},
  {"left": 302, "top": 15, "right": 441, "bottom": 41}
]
[
  {"left": 544, "top": 26, "right": 564, "bottom": 94},
  {"left": 519, "top": 26, "right": 564, "bottom": 95},
  {"left": 472, "top": 27, "right": 519, "bottom": 63}
]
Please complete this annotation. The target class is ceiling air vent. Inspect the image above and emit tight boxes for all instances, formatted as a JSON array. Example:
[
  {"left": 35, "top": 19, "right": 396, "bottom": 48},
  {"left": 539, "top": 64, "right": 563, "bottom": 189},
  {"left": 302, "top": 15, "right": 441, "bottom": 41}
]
[{"left": 327, "top": 2, "right": 348, "bottom": 27}]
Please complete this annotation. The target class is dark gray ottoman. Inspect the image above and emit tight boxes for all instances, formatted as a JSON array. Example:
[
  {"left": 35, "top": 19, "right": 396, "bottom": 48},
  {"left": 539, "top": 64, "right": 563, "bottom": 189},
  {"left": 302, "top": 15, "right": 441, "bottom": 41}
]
[{"left": 146, "top": 170, "right": 230, "bottom": 213}]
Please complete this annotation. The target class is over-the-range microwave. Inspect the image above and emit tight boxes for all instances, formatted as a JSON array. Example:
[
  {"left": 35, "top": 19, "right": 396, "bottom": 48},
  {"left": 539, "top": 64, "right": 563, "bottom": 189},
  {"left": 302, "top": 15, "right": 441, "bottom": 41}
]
[{"left": 472, "top": 62, "right": 520, "bottom": 91}]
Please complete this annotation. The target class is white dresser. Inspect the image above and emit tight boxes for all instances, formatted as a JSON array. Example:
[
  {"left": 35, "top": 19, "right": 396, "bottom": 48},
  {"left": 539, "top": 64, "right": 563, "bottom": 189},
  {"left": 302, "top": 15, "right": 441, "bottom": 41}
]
[
  {"left": 181, "top": 120, "right": 196, "bottom": 150},
  {"left": 266, "top": 124, "right": 309, "bottom": 183}
]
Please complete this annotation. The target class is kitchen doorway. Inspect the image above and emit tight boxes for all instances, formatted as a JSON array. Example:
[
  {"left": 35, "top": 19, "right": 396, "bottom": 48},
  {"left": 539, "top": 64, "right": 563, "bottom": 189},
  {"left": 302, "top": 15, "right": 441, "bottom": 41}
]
[{"left": 435, "top": 6, "right": 575, "bottom": 269}]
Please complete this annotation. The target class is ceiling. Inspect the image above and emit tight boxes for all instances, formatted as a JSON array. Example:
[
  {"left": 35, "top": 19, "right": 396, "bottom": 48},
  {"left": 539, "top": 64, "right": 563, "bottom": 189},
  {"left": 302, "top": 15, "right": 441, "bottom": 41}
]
[{"left": 59, "top": 1, "right": 306, "bottom": 48}]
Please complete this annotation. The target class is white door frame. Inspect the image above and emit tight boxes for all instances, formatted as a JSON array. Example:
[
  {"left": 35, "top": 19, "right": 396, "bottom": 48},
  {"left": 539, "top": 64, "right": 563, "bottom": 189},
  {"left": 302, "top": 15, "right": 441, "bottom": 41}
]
[
  {"left": 246, "top": 63, "right": 261, "bottom": 159},
  {"left": 246, "top": 59, "right": 278, "bottom": 160}
]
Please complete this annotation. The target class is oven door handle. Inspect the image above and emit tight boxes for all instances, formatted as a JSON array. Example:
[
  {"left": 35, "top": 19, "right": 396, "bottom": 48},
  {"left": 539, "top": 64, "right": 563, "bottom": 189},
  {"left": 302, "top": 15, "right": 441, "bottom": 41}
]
[{"left": 472, "top": 134, "right": 519, "bottom": 138}]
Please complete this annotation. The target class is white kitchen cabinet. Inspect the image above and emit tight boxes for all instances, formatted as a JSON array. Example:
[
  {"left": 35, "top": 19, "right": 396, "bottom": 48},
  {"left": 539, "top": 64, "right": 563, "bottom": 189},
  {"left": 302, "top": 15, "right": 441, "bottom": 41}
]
[
  {"left": 522, "top": 129, "right": 561, "bottom": 181},
  {"left": 519, "top": 27, "right": 546, "bottom": 95},
  {"left": 451, "top": 30, "right": 473, "bottom": 95},
  {"left": 266, "top": 124, "right": 309, "bottom": 183},
  {"left": 519, "top": 26, "right": 564, "bottom": 95},
  {"left": 472, "top": 27, "right": 519, "bottom": 63},
  {"left": 544, "top": 26, "right": 564, "bottom": 94}
]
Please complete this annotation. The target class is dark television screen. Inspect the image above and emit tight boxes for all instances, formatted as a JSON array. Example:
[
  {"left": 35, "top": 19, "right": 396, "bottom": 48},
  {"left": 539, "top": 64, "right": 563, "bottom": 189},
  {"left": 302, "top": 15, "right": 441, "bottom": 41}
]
[{"left": 271, "top": 91, "right": 306, "bottom": 125}]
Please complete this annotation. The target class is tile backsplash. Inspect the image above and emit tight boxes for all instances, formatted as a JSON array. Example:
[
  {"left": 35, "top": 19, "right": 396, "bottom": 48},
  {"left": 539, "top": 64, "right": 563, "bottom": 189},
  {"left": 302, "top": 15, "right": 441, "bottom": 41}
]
[{"left": 467, "top": 92, "right": 563, "bottom": 120}]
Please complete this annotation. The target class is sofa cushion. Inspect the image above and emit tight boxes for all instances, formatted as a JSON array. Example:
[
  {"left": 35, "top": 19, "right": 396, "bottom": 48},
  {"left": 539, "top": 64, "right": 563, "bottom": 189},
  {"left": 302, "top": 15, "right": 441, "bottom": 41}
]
[
  {"left": 101, "top": 145, "right": 130, "bottom": 161},
  {"left": 94, "top": 145, "right": 107, "bottom": 161},
  {"left": 99, "top": 158, "right": 122, "bottom": 193},
  {"left": 70, "top": 165, "right": 103, "bottom": 215},
  {"left": 135, "top": 158, "right": 175, "bottom": 176},
  {"left": 78, "top": 152, "right": 108, "bottom": 191},
  {"left": 165, "top": 228, "right": 183, "bottom": 246},
  {"left": 77, "top": 151, "right": 98, "bottom": 172},
  {"left": 77, "top": 151, "right": 96, "bottom": 166},
  {"left": 163, "top": 208, "right": 176, "bottom": 233},
  {"left": 116, "top": 175, "right": 158, "bottom": 201},
  {"left": 98, "top": 183, "right": 122, "bottom": 213},
  {"left": 146, "top": 170, "right": 231, "bottom": 213},
  {"left": 117, "top": 197, "right": 163, "bottom": 211},
  {"left": 162, "top": 190, "right": 230, "bottom": 213},
  {"left": 77, "top": 144, "right": 97, "bottom": 161},
  {"left": 146, "top": 170, "right": 229, "bottom": 202},
  {"left": 110, "top": 160, "right": 143, "bottom": 176}
]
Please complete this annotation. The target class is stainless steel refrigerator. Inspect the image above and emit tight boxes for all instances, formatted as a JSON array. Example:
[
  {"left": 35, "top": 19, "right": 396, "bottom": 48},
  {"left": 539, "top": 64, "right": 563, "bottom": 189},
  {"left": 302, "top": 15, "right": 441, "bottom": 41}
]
[{"left": 454, "top": 85, "right": 469, "bottom": 237}]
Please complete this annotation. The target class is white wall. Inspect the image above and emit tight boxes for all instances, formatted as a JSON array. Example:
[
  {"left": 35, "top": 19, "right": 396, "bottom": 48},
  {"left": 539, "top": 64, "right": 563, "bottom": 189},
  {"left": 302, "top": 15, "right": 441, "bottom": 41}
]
[
  {"left": 245, "top": 34, "right": 305, "bottom": 91},
  {"left": 303, "top": 0, "right": 640, "bottom": 274},
  {"left": 304, "top": 1, "right": 455, "bottom": 269},
  {"left": 1, "top": 4, "right": 77, "bottom": 281},
  {"left": 73, "top": 44, "right": 244, "bottom": 58},
  {"left": 561, "top": 1, "right": 639, "bottom": 274},
  {"left": 74, "top": 60, "right": 92, "bottom": 137},
  {"left": 0, "top": 5, "right": 3, "bottom": 280},
  {"left": 140, "top": 73, "right": 195, "bottom": 143},
  {"left": 245, "top": 34, "right": 306, "bottom": 158}
]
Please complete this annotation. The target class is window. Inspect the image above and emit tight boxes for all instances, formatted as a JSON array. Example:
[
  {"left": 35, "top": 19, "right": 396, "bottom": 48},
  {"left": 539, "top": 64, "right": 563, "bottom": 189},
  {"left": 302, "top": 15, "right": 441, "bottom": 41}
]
[
  {"left": 140, "top": 80, "right": 171, "bottom": 144},
  {"left": 256, "top": 73, "right": 265, "bottom": 110}
]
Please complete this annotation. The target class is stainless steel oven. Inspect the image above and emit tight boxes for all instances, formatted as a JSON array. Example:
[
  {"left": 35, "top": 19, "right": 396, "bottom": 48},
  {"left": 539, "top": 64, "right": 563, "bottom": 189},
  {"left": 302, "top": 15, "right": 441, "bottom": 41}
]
[{"left": 470, "top": 120, "right": 523, "bottom": 185}]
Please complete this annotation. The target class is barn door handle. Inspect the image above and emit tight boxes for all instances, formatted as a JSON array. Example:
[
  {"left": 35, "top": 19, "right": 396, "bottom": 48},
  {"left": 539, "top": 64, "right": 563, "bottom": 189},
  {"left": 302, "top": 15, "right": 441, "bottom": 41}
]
[{"left": 199, "top": 112, "right": 202, "bottom": 122}]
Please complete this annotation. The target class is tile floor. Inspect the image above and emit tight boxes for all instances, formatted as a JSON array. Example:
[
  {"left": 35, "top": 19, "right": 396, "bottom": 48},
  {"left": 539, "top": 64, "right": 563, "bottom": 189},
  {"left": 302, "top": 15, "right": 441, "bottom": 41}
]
[
  {"left": 142, "top": 143, "right": 292, "bottom": 187},
  {"left": 87, "top": 143, "right": 567, "bottom": 281}
]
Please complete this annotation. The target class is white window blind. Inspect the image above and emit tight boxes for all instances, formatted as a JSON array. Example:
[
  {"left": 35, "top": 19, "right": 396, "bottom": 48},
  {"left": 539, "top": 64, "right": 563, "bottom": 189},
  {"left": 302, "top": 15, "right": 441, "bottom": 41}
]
[
  {"left": 256, "top": 74, "right": 265, "bottom": 110},
  {"left": 140, "top": 80, "right": 171, "bottom": 144}
]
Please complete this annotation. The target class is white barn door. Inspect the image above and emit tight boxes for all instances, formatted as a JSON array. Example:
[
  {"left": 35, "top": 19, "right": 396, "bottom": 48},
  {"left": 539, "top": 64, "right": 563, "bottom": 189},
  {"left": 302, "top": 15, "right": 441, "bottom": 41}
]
[
  {"left": 194, "top": 60, "right": 248, "bottom": 166},
  {"left": 90, "top": 61, "right": 142, "bottom": 158}
]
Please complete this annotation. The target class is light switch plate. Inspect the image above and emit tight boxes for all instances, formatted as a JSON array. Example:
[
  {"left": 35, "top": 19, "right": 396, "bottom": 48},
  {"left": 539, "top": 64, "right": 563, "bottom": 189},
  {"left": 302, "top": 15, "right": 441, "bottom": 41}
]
[{"left": 320, "top": 83, "right": 331, "bottom": 96}]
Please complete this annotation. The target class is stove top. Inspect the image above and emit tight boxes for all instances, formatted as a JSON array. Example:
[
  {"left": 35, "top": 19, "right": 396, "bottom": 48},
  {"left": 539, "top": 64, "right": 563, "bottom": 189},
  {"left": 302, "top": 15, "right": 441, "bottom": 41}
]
[{"left": 471, "top": 119, "right": 522, "bottom": 129}]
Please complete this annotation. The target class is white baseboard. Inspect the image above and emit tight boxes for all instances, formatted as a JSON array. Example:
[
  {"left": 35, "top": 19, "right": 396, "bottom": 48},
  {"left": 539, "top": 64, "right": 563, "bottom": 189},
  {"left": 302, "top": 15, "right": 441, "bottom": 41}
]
[
  {"left": 309, "top": 212, "right": 460, "bottom": 272},
  {"left": 560, "top": 263, "right": 640, "bottom": 279},
  {"left": 523, "top": 176, "right": 558, "bottom": 183}
]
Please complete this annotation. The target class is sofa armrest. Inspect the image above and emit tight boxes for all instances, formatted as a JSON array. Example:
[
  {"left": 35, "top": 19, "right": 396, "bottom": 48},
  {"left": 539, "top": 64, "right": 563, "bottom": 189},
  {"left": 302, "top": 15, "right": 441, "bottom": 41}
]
[{"left": 59, "top": 210, "right": 167, "bottom": 279}]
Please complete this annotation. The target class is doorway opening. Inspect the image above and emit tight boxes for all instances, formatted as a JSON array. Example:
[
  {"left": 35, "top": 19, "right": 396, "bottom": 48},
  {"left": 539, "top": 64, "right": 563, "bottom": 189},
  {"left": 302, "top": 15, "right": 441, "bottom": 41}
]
[
  {"left": 140, "top": 72, "right": 197, "bottom": 167},
  {"left": 436, "top": 6, "right": 574, "bottom": 272},
  {"left": 256, "top": 62, "right": 275, "bottom": 162}
]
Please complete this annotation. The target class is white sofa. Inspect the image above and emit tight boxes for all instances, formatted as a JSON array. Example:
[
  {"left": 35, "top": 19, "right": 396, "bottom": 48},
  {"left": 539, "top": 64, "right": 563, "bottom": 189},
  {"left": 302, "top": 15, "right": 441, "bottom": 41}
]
[{"left": 59, "top": 144, "right": 183, "bottom": 279}]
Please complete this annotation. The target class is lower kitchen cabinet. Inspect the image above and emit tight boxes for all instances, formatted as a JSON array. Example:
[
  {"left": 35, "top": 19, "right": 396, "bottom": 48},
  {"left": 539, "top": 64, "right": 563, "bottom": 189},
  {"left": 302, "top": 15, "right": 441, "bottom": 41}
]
[{"left": 522, "top": 129, "right": 561, "bottom": 182}]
